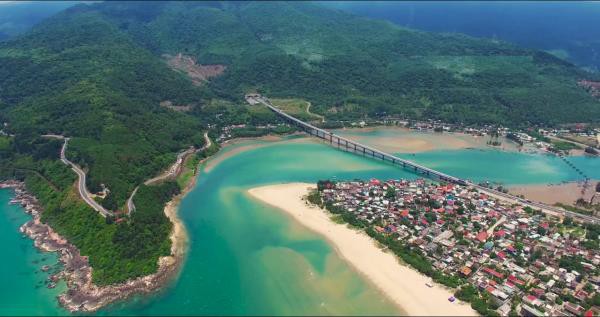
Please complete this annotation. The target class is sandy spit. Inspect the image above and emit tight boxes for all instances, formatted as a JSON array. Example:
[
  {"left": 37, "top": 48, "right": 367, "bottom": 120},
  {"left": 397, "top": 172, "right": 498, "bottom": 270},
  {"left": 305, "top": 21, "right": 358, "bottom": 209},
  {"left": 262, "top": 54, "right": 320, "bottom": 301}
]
[
  {"left": 248, "top": 183, "right": 477, "bottom": 317},
  {"left": 335, "top": 126, "right": 520, "bottom": 154},
  {"left": 509, "top": 180, "right": 599, "bottom": 206}
]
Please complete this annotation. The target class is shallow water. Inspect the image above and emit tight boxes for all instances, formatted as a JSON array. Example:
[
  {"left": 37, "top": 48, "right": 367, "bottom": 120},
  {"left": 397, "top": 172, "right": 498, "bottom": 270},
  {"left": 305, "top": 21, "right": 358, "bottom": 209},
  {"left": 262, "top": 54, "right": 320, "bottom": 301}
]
[
  {"left": 0, "top": 189, "right": 67, "bottom": 316},
  {"left": 1, "top": 132, "right": 598, "bottom": 316}
]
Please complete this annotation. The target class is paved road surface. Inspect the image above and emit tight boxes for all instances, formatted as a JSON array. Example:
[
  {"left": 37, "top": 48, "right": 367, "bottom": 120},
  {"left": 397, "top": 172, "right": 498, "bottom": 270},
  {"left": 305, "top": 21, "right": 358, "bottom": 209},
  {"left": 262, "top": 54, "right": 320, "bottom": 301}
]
[
  {"left": 126, "top": 186, "right": 139, "bottom": 215},
  {"left": 258, "top": 96, "right": 599, "bottom": 224},
  {"left": 59, "top": 138, "right": 113, "bottom": 218},
  {"left": 127, "top": 132, "right": 212, "bottom": 215},
  {"left": 306, "top": 101, "right": 325, "bottom": 123}
]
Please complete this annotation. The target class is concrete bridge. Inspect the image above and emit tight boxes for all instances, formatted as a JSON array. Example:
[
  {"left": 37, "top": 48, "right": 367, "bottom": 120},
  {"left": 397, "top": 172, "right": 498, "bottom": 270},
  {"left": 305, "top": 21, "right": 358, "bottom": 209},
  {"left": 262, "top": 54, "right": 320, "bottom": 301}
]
[
  {"left": 254, "top": 96, "right": 599, "bottom": 224},
  {"left": 256, "top": 97, "right": 466, "bottom": 184}
]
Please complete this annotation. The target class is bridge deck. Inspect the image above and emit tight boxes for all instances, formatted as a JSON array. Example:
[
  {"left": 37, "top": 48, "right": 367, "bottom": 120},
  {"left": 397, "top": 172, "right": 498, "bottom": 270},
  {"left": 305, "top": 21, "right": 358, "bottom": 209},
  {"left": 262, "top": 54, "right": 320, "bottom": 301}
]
[
  {"left": 261, "top": 99, "right": 462, "bottom": 183},
  {"left": 257, "top": 97, "right": 598, "bottom": 224}
]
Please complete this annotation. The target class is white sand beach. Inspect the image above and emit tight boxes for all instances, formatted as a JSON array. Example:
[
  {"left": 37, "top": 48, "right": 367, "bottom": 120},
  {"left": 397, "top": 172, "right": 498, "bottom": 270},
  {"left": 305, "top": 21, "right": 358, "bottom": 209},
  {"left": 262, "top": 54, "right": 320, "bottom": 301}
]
[{"left": 248, "top": 183, "right": 477, "bottom": 316}]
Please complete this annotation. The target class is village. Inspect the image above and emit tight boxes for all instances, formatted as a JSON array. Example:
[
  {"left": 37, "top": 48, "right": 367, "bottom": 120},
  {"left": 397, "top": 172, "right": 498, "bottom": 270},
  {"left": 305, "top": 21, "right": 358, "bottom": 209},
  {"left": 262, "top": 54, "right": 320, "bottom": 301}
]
[{"left": 317, "top": 178, "right": 600, "bottom": 317}]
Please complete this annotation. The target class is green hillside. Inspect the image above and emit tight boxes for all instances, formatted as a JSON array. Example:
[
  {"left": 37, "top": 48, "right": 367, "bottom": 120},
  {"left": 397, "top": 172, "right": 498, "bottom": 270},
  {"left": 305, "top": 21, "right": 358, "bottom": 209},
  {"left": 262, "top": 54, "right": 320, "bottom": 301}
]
[
  {"left": 1, "top": 1, "right": 599, "bottom": 285},
  {"left": 85, "top": 1, "right": 600, "bottom": 125},
  {"left": 0, "top": 9, "right": 208, "bottom": 206}
]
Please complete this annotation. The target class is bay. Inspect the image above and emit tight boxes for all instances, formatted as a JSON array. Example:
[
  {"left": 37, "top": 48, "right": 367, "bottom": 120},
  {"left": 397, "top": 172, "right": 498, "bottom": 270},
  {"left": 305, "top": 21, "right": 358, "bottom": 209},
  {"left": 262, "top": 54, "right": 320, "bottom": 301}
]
[{"left": 1, "top": 131, "right": 598, "bottom": 315}]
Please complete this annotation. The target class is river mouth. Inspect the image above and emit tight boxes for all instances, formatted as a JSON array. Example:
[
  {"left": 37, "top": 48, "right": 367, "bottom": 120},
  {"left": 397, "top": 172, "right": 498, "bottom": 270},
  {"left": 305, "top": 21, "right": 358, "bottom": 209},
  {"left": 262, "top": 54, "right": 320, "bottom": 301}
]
[{"left": 2, "top": 130, "right": 598, "bottom": 315}]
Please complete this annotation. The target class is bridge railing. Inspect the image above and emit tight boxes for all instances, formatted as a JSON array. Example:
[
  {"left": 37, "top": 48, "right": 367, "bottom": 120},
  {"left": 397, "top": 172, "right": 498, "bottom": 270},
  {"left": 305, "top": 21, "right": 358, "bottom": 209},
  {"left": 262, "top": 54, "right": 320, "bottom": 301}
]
[
  {"left": 259, "top": 97, "right": 598, "bottom": 224},
  {"left": 262, "top": 99, "right": 460, "bottom": 182}
]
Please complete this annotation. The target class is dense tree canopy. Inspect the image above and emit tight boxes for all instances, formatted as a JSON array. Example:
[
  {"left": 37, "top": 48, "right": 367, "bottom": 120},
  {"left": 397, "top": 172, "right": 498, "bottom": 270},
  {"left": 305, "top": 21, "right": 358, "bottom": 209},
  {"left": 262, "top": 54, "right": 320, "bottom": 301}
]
[{"left": 1, "top": 1, "right": 600, "bottom": 285}]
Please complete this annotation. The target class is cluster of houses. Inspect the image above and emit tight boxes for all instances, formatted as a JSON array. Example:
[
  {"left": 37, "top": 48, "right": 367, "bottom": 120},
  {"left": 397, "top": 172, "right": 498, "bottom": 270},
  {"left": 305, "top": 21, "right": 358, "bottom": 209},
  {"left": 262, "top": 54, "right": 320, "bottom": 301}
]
[
  {"left": 578, "top": 80, "right": 600, "bottom": 98},
  {"left": 0, "top": 122, "right": 14, "bottom": 137},
  {"left": 216, "top": 123, "right": 287, "bottom": 142},
  {"left": 319, "top": 178, "right": 599, "bottom": 316},
  {"left": 217, "top": 124, "right": 248, "bottom": 142}
]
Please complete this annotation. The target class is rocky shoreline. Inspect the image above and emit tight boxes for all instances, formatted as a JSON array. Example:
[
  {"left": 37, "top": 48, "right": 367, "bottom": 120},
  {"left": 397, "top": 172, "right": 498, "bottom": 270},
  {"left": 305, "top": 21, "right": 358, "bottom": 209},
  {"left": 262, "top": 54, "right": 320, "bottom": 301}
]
[{"left": 1, "top": 180, "right": 186, "bottom": 313}]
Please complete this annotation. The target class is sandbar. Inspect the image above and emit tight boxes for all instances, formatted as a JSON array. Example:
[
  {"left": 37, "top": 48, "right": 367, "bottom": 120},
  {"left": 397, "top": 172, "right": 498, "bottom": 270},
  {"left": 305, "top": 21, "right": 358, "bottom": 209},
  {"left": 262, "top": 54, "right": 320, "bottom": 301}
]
[
  {"left": 248, "top": 183, "right": 477, "bottom": 316},
  {"left": 509, "top": 180, "right": 599, "bottom": 206}
]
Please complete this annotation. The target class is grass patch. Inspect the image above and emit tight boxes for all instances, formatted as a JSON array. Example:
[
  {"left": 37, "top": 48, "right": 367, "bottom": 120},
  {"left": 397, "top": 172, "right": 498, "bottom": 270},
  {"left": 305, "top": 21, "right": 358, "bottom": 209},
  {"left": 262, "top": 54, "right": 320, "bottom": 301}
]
[
  {"left": 330, "top": 214, "right": 346, "bottom": 224},
  {"left": 0, "top": 135, "right": 11, "bottom": 151},
  {"left": 551, "top": 140, "right": 582, "bottom": 151},
  {"left": 176, "top": 155, "right": 200, "bottom": 189},
  {"left": 270, "top": 98, "right": 322, "bottom": 121}
]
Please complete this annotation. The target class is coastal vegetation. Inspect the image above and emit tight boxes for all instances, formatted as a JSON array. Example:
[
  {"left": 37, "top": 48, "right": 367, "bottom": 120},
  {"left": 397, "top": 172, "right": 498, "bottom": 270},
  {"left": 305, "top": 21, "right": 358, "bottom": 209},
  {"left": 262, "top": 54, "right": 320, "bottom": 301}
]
[
  {"left": 311, "top": 179, "right": 600, "bottom": 316},
  {"left": 0, "top": 135, "right": 183, "bottom": 285},
  {"left": 550, "top": 140, "right": 582, "bottom": 152},
  {"left": 2, "top": 0, "right": 599, "bottom": 206},
  {"left": 314, "top": 181, "right": 466, "bottom": 285},
  {"left": 309, "top": 183, "right": 500, "bottom": 315},
  {"left": 1, "top": 0, "right": 600, "bottom": 296},
  {"left": 270, "top": 98, "right": 322, "bottom": 122},
  {"left": 13, "top": 140, "right": 177, "bottom": 285}
]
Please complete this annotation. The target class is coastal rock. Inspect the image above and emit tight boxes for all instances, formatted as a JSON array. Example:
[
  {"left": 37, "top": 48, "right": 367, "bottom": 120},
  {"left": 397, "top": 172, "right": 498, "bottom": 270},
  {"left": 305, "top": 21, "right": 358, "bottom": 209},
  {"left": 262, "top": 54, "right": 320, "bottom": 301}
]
[{"left": 3, "top": 180, "right": 184, "bottom": 313}]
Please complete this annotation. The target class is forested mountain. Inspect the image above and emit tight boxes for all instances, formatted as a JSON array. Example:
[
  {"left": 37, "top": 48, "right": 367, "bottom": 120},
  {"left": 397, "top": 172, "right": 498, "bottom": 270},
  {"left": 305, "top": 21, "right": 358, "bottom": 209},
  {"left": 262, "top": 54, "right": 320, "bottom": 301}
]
[
  {"left": 1, "top": 1, "right": 600, "bottom": 285},
  {"left": 4, "top": 0, "right": 600, "bottom": 207},
  {"left": 0, "top": 7, "right": 209, "bottom": 206},
  {"left": 67, "top": 1, "right": 600, "bottom": 125}
]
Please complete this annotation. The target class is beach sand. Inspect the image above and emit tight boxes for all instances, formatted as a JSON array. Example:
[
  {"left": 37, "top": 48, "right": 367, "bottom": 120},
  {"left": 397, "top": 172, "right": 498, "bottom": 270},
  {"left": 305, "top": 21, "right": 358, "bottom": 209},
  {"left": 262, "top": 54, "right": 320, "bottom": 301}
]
[
  {"left": 335, "top": 127, "right": 520, "bottom": 154},
  {"left": 248, "top": 183, "right": 477, "bottom": 317},
  {"left": 204, "top": 135, "right": 310, "bottom": 173},
  {"left": 509, "top": 180, "right": 599, "bottom": 206}
]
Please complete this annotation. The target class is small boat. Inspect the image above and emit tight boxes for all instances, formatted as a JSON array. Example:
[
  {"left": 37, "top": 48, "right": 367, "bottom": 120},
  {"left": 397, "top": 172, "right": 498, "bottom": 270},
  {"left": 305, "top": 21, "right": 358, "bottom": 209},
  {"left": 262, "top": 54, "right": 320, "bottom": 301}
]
[{"left": 425, "top": 282, "right": 433, "bottom": 288}]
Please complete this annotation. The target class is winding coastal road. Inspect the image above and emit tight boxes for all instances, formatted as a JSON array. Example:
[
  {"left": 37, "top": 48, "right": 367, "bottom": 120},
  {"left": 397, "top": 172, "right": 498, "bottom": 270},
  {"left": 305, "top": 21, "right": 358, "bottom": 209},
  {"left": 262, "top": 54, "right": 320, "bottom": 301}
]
[
  {"left": 44, "top": 133, "right": 212, "bottom": 217},
  {"left": 126, "top": 132, "right": 212, "bottom": 215},
  {"left": 58, "top": 137, "right": 113, "bottom": 218},
  {"left": 126, "top": 186, "right": 139, "bottom": 215}
]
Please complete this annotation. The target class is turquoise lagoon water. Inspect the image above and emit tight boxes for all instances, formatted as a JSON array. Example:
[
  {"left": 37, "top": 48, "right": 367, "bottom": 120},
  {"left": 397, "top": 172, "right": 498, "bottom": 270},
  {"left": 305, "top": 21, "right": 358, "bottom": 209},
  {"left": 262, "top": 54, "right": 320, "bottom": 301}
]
[
  {"left": 1, "top": 132, "right": 598, "bottom": 316},
  {"left": 401, "top": 149, "right": 600, "bottom": 184},
  {"left": 0, "top": 189, "right": 66, "bottom": 316}
]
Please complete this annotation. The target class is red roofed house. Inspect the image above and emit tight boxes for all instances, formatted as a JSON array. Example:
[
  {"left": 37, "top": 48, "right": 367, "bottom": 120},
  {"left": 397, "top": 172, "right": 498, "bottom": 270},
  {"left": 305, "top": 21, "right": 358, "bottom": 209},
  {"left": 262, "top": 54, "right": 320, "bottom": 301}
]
[
  {"left": 370, "top": 179, "right": 381, "bottom": 186},
  {"left": 585, "top": 310, "right": 594, "bottom": 317},
  {"left": 483, "top": 267, "right": 505, "bottom": 279},
  {"left": 476, "top": 231, "right": 489, "bottom": 243},
  {"left": 460, "top": 266, "right": 472, "bottom": 277},
  {"left": 508, "top": 275, "right": 525, "bottom": 286},
  {"left": 524, "top": 295, "right": 541, "bottom": 306}
]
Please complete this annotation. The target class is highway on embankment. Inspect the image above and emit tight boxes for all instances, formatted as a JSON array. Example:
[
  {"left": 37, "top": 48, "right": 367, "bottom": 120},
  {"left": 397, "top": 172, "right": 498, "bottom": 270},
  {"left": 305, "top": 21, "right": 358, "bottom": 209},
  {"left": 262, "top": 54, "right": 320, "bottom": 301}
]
[{"left": 254, "top": 97, "right": 599, "bottom": 224}]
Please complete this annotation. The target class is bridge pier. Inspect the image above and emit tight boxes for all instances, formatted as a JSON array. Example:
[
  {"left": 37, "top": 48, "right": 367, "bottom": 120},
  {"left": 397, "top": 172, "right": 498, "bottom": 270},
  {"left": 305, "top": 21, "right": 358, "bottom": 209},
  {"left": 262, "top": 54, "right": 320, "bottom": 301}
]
[{"left": 260, "top": 99, "right": 598, "bottom": 225}]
